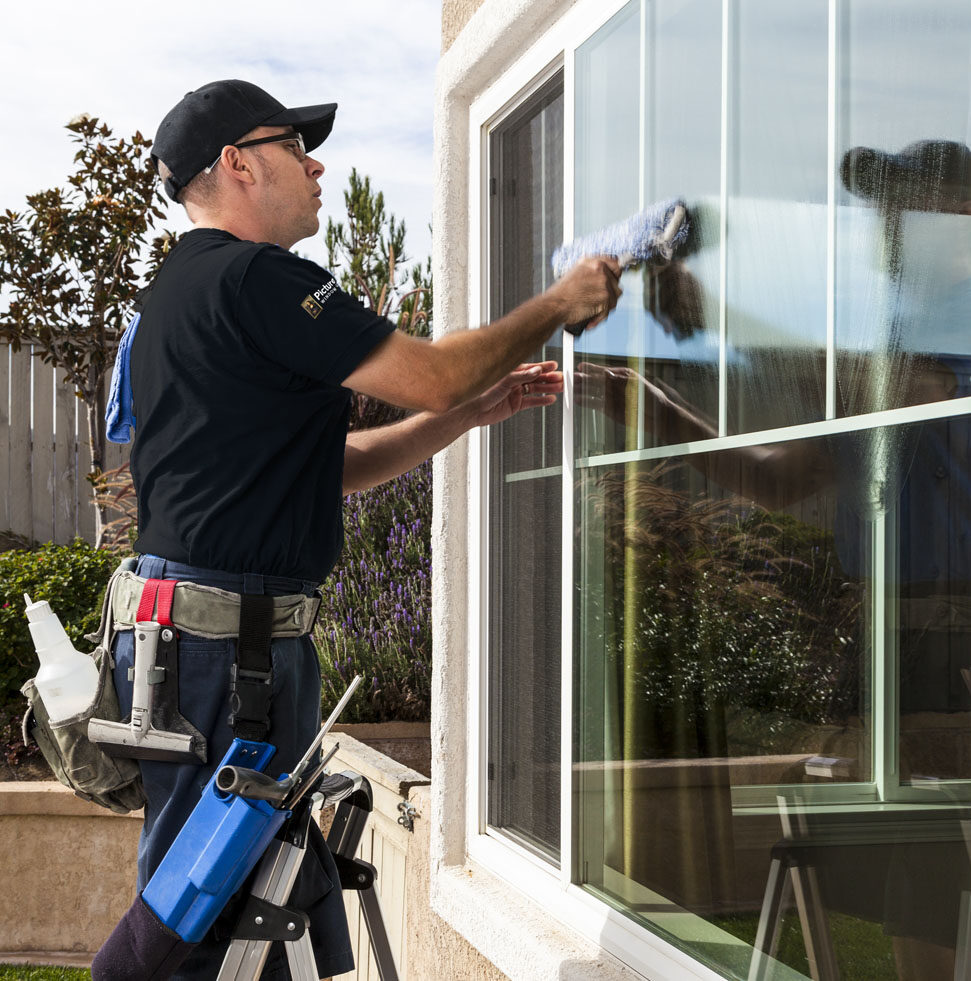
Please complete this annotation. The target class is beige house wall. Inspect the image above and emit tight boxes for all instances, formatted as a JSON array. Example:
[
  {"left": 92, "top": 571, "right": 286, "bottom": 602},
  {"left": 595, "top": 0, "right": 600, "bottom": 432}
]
[{"left": 441, "top": 0, "right": 487, "bottom": 51}]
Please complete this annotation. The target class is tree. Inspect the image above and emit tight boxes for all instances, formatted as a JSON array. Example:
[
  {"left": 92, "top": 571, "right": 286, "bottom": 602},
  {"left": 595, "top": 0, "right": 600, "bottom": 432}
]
[
  {"left": 325, "top": 167, "right": 432, "bottom": 432},
  {"left": 0, "top": 115, "right": 171, "bottom": 547},
  {"left": 315, "top": 171, "right": 435, "bottom": 721}
]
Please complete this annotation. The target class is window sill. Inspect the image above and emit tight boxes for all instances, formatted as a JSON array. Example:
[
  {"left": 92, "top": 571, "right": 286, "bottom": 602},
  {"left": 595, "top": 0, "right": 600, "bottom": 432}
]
[
  {"left": 430, "top": 836, "right": 732, "bottom": 981},
  {"left": 430, "top": 856, "right": 639, "bottom": 981}
]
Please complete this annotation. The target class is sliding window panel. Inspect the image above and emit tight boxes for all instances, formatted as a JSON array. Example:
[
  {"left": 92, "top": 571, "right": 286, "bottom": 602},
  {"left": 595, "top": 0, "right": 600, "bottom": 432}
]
[
  {"left": 833, "top": 0, "right": 971, "bottom": 805},
  {"left": 725, "top": 0, "right": 829, "bottom": 436},
  {"left": 486, "top": 74, "right": 564, "bottom": 862}
]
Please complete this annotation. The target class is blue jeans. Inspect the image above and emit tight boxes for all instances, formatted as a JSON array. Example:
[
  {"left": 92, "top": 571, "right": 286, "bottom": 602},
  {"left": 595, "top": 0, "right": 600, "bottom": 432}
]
[{"left": 111, "top": 554, "right": 354, "bottom": 980}]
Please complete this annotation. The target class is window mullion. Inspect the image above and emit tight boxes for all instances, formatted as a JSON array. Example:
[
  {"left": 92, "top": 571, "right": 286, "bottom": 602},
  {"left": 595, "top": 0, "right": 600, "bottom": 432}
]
[
  {"left": 718, "top": 0, "right": 731, "bottom": 437},
  {"left": 560, "top": 38, "right": 578, "bottom": 889}
]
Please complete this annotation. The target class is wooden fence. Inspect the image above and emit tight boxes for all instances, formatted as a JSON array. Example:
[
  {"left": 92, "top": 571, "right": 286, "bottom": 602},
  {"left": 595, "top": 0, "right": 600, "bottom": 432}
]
[{"left": 0, "top": 343, "right": 129, "bottom": 547}]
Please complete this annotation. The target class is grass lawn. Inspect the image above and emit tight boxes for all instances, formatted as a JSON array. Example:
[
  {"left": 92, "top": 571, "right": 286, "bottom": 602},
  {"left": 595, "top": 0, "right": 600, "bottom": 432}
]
[
  {"left": 0, "top": 967, "right": 90, "bottom": 980},
  {"left": 712, "top": 908, "right": 897, "bottom": 980}
]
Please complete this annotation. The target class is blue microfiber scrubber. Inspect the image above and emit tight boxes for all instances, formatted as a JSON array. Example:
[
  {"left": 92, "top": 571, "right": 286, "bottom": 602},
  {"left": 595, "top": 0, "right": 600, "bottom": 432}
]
[{"left": 551, "top": 198, "right": 689, "bottom": 279}]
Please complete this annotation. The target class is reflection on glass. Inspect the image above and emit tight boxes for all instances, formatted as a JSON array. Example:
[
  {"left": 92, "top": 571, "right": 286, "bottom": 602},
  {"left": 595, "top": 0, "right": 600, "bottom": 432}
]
[
  {"left": 837, "top": 142, "right": 971, "bottom": 418},
  {"left": 726, "top": 0, "right": 828, "bottom": 434},
  {"left": 836, "top": 0, "right": 971, "bottom": 418},
  {"left": 576, "top": 421, "right": 971, "bottom": 979},
  {"left": 487, "top": 76, "right": 564, "bottom": 860},
  {"left": 575, "top": 0, "right": 640, "bottom": 240},
  {"left": 568, "top": 1, "right": 971, "bottom": 978},
  {"left": 894, "top": 415, "right": 971, "bottom": 786}
]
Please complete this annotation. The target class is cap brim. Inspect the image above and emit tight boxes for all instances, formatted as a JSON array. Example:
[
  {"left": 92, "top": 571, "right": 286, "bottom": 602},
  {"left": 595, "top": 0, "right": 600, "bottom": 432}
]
[{"left": 264, "top": 103, "right": 337, "bottom": 152}]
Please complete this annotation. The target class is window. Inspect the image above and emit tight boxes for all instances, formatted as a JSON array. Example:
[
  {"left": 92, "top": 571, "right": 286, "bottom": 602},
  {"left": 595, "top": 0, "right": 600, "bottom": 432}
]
[
  {"left": 480, "top": 0, "right": 971, "bottom": 978},
  {"left": 487, "top": 74, "right": 565, "bottom": 861}
]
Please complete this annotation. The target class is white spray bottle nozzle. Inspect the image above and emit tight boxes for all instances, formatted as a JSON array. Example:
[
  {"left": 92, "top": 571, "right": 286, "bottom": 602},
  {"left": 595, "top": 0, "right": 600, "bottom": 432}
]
[
  {"left": 24, "top": 594, "right": 54, "bottom": 622},
  {"left": 24, "top": 592, "right": 99, "bottom": 722}
]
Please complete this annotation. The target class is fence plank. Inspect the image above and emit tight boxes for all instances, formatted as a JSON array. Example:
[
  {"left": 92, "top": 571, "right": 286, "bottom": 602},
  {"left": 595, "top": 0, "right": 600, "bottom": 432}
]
[
  {"left": 8, "top": 347, "right": 32, "bottom": 541},
  {"left": 77, "top": 400, "right": 96, "bottom": 544},
  {"left": 31, "top": 358, "right": 54, "bottom": 544},
  {"left": 0, "top": 345, "right": 9, "bottom": 533},
  {"left": 54, "top": 370, "right": 78, "bottom": 543},
  {"left": 105, "top": 435, "right": 129, "bottom": 472}
]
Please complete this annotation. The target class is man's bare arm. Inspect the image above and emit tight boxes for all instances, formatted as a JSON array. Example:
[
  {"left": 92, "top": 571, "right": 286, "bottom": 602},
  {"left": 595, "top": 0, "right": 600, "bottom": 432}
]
[
  {"left": 342, "top": 363, "right": 563, "bottom": 494},
  {"left": 342, "top": 258, "right": 621, "bottom": 413},
  {"left": 343, "top": 408, "right": 474, "bottom": 494}
]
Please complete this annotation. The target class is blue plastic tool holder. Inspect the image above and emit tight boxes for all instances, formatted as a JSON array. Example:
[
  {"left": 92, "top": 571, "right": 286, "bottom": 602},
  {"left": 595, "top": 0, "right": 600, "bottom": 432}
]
[{"left": 142, "top": 738, "right": 290, "bottom": 942}]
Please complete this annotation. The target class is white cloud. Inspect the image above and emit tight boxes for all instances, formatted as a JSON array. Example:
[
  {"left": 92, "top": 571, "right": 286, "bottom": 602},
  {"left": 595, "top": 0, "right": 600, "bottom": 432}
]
[{"left": 0, "top": 0, "right": 440, "bottom": 268}]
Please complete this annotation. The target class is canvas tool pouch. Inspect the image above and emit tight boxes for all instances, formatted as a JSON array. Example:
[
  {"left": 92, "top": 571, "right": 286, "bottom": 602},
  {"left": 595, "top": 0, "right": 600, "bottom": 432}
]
[{"left": 21, "top": 558, "right": 147, "bottom": 815}]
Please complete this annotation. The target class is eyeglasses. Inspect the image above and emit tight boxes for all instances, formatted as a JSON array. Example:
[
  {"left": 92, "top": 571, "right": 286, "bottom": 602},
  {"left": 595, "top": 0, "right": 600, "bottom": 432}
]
[{"left": 204, "top": 131, "right": 308, "bottom": 174}]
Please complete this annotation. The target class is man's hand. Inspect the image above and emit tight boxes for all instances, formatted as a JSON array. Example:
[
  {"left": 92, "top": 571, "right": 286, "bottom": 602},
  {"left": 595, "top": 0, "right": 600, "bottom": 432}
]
[
  {"left": 548, "top": 256, "right": 624, "bottom": 330},
  {"left": 468, "top": 361, "right": 564, "bottom": 428}
]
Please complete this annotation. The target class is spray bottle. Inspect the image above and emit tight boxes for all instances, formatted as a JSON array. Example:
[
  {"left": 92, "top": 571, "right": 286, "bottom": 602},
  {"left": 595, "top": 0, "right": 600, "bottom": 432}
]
[{"left": 24, "top": 594, "right": 99, "bottom": 722}]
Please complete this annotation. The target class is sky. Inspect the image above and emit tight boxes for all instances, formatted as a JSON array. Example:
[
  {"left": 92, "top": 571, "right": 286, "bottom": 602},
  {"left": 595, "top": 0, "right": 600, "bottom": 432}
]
[{"left": 0, "top": 0, "right": 441, "bottom": 274}]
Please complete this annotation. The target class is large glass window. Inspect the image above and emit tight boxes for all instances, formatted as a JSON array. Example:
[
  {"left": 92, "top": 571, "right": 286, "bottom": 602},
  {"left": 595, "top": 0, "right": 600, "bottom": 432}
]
[
  {"left": 486, "top": 74, "right": 564, "bottom": 861},
  {"left": 485, "top": 0, "right": 971, "bottom": 977}
]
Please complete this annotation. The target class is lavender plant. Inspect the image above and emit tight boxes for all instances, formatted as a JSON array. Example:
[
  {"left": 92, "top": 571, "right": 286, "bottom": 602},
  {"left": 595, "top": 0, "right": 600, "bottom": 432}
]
[
  {"left": 314, "top": 461, "right": 431, "bottom": 722},
  {"left": 314, "top": 172, "right": 433, "bottom": 723}
]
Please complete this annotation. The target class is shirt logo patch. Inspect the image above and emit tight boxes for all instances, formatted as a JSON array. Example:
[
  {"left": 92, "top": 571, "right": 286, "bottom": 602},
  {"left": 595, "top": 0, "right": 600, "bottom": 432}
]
[
  {"left": 301, "top": 295, "right": 323, "bottom": 319},
  {"left": 302, "top": 278, "right": 338, "bottom": 319}
]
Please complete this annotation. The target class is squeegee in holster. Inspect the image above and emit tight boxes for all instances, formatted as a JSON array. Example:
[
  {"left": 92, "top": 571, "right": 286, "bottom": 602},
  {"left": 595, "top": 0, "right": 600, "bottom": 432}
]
[{"left": 88, "top": 578, "right": 207, "bottom": 764}]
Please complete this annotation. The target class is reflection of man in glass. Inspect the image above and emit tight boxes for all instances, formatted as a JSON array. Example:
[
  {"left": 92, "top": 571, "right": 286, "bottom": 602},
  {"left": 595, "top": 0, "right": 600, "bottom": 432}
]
[{"left": 577, "top": 140, "right": 971, "bottom": 978}]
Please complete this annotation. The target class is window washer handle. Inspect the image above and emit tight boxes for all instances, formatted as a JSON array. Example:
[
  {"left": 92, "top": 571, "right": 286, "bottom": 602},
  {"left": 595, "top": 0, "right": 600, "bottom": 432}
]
[
  {"left": 215, "top": 766, "right": 294, "bottom": 804},
  {"left": 217, "top": 743, "right": 341, "bottom": 807},
  {"left": 130, "top": 622, "right": 162, "bottom": 738}
]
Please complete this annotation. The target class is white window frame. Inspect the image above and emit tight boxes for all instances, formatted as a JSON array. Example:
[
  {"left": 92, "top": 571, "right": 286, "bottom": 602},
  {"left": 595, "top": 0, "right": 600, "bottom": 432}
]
[
  {"left": 456, "top": 0, "right": 971, "bottom": 978},
  {"left": 466, "top": 1, "right": 761, "bottom": 976}
]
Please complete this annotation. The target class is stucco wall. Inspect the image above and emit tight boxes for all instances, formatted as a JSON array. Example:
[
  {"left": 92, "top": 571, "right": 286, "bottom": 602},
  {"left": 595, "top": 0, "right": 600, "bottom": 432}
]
[
  {"left": 0, "top": 784, "right": 141, "bottom": 958},
  {"left": 441, "top": 0, "right": 488, "bottom": 52}
]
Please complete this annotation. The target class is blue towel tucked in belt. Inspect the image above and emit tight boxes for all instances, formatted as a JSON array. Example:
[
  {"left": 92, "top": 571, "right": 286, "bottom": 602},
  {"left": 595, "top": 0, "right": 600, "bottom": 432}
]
[{"left": 106, "top": 312, "right": 139, "bottom": 444}]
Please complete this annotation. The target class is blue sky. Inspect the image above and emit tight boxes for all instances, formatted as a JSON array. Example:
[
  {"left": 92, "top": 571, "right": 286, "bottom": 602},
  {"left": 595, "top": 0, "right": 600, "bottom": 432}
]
[{"left": 0, "top": 0, "right": 441, "bottom": 274}]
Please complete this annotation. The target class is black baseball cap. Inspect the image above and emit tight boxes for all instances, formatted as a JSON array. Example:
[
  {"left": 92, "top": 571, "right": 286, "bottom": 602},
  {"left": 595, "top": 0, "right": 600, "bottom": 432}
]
[
  {"left": 841, "top": 139, "right": 971, "bottom": 210},
  {"left": 152, "top": 79, "right": 337, "bottom": 201}
]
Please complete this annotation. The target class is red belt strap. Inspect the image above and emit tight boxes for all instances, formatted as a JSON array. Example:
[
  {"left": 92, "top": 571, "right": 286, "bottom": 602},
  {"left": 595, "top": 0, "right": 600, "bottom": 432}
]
[{"left": 135, "top": 578, "right": 178, "bottom": 628}]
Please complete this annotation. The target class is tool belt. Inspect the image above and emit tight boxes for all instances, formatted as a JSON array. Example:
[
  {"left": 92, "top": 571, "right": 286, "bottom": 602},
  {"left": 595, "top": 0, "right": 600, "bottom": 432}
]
[
  {"left": 109, "top": 571, "right": 321, "bottom": 639},
  {"left": 110, "top": 571, "right": 321, "bottom": 743},
  {"left": 22, "top": 562, "right": 323, "bottom": 812},
  {"left": 21, "top": 561, "right": 147, "bottom": 813}
]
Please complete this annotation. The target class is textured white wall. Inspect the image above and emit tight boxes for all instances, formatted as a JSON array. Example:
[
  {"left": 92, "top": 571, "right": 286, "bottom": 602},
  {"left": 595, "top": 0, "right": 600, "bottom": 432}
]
[{"left": 441, "top": 0, "right": 488, "bottom": 51}]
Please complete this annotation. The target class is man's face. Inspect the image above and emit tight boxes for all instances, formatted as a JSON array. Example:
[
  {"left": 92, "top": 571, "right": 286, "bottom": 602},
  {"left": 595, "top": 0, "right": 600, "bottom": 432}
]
[{"left": 241, "top": 125, "right": 325, "bottom": 247}]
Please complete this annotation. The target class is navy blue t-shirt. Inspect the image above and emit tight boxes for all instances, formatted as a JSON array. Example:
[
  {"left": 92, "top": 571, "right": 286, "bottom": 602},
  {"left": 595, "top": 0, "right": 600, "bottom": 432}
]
[{"left": 130, "top": 228, "right": 395, "bottom": 582}]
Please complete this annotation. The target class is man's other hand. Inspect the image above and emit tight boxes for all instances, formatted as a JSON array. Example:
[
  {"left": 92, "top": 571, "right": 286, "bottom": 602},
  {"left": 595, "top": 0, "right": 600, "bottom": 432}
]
[{"left": 468, "top": 361, "right": 564, "bottom": 427}]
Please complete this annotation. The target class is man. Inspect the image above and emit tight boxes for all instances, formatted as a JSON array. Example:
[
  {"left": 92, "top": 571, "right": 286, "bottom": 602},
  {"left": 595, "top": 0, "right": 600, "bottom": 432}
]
[{"left": 113, "top": 79, "right": 620, "bottom": 979}]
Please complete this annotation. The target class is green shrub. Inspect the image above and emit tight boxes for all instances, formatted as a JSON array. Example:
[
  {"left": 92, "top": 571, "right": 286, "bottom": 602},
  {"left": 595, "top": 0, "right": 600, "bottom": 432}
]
[{"left": 0, "top": 539, "right": 117, "bottom": 712}]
